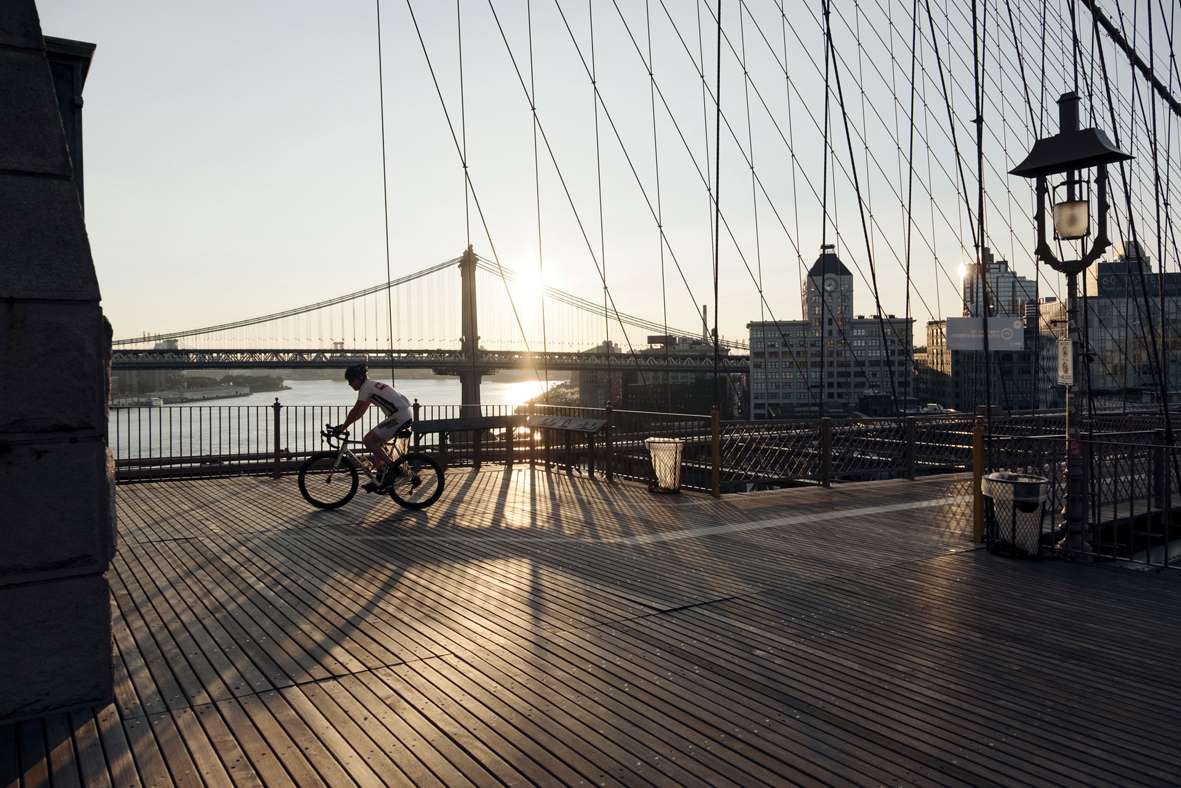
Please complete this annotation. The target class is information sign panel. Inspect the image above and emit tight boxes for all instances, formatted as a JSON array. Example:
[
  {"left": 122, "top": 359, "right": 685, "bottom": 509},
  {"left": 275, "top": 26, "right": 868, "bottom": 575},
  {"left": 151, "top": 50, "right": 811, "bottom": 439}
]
[
  {"left": 945, "top": 317, "right": 1025, "bottom": 351},
  {"left": 525, "top": 414, "right": 607, "bottom": 433}
]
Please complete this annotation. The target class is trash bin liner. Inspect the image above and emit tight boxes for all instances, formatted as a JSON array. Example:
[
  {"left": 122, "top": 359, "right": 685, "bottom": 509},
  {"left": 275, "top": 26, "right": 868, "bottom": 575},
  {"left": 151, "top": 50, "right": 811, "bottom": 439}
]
[
  {"left": 645, "top": 437, "right": 684, "bottom": 493},
  {"left": 981, "top": 471, "right": 1049, "bottom": 556}
]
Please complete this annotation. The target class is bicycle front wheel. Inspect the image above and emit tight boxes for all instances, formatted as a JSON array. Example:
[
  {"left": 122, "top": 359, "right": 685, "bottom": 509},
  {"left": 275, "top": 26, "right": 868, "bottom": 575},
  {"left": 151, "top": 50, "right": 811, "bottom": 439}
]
[
  {"left": 388, "top": 453, "right": 445, "bottom": 510},
  {"left": 298, "top": 452, "right": 359, "bottom": 509}
]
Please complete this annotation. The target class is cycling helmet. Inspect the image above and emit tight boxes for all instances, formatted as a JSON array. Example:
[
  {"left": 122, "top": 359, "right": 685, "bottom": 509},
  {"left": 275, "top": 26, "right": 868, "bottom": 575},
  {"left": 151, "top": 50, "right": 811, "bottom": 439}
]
[{"left": 344, "top": 363, "right": 368, "bottom": 382}]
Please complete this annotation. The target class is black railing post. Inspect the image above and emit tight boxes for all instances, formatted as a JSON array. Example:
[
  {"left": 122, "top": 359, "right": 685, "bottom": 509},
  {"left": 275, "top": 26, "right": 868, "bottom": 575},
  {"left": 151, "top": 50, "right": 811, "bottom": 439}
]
[
  {"left": 506, "top": 422, "right": 514, "bottom": 469},
  {"left": 711, "top": 406, "right": 721, "bottom": 498},
  {"left": 1154, "top": 429, "right": 1166, "bottom": 511},
  {"left": 906, "top": 416, "right": 917, "bottom": 480},
  {"left": 605, "top": 403, "right": 614, "bottom": 482},
  {"left": 820, "top": 417, "right": 833, "bottom": 488},
  {"left": 1166, "top": 442, "right": 1174, "bottom": 570},
  {"left": 565, "top": 430, "right": 573, "bottom": 476},
  {"left": 440, "top": 432, "right": 449, "bottom": 468},
  {"left": 272, "top": 398, "right": 282, "bottom": 478},
  {"left": 587, "top": 434, "right": 595, "bottom": 477},
  {"left": 528, "top": 404, "right": 536, "bottom": 470},
  {"left": 412, "top": 399, "right": 421, "bottom": 450},
  {"left": 473, "top": 429, "right": 482, "bottom": 470}
]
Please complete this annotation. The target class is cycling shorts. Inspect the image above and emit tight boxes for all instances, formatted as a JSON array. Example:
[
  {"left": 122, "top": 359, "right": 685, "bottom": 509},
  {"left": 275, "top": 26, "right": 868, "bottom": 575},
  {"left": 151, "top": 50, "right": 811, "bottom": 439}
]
[{"left": 367, "top": 408, "right": 413, "bottom": 443}]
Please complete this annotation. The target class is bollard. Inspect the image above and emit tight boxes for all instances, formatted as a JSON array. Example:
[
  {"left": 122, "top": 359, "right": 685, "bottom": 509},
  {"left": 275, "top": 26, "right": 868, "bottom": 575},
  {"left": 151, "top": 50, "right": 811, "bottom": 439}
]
[
  {"left": 711, "top": 406, "right": 721, "bottom": 498},
  {"left": 272, "top": 398, "right": 282, "bottom": 479},
  {"left": 972, "top": 417, "right": 984, "bottom": 542}
]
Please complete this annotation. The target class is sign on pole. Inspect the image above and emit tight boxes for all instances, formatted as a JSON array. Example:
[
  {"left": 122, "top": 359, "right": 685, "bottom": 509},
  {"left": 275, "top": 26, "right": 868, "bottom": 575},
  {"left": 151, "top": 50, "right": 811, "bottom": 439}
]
[
  {"left": 1057, "top": 340, "right": 1074, "bottom": 386},
  {"left": 945, "top": 317, "right": 1025, "bottom": 351}
]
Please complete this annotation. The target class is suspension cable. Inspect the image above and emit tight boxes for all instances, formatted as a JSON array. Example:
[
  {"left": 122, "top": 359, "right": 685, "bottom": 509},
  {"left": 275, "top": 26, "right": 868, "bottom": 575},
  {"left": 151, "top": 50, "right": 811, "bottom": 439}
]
[
  {"left": 712, "top": 0, "right": 723, "bottom": 412},
  {"left": 376, "top": 0, "right": 396, "bottom": 383}
]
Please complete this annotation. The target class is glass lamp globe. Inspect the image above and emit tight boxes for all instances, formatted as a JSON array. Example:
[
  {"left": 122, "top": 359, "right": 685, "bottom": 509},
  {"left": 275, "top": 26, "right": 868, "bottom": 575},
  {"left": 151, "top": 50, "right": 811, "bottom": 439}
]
[{"left": 1052, "top": 200, "right": 1090, "bottom": 240}]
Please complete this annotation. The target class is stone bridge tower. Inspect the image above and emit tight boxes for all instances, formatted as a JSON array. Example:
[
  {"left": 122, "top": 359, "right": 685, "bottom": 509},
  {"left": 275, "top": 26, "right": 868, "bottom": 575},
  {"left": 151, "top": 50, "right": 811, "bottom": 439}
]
[{"left": 0, "top": 1, "right": 115, "bottom": 723}]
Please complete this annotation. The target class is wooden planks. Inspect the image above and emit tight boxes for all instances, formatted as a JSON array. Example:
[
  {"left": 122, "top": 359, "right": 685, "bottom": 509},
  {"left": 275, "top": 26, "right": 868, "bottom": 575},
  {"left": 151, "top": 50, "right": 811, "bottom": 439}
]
[{"left": 2, "top": 468, "right": 1179, "bottom": 786}]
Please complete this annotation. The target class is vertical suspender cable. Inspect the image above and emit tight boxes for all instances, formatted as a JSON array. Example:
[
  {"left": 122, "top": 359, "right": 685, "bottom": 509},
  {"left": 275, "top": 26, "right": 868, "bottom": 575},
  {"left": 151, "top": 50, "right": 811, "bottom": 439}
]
[
  {"left": 1150, "top": 4, "right": 1169, "bottom": 426},
  {"left": 819, "top": 0, "right": 833, "bottom": 420},
  {"left": 906, "top": 0, "right": 919, "bottom": 410},
  {"left": 974, "top": 0, "right": 991, "bottom": 430},
  {"left": 1069, "top": 0, "right": 1079, "bottom": 94},
  {"left": 527, "top": 0, "right": 551, "bottom": 402},
  {"left": 697, "top": 0, "right": 713, "bottom": 369},
  {"left": 458, "top": 0, "right": 470, "bottom": 244},
  {"left": 645, "top": 0, "right": 672, "bottom": 412},
  {"left": 829, "top": 2, "right": 901, "bottom": 415},
  {"left": 739, "top": 5, "right": 763, "bottom": 324},
  {"left": 712, "top": 0, "right": 723, "bottom": 412},
  {"left": 457, "top": 1, "right": 479, "bottom": 402},
  {"left": 589, "top": 0, "right": 611, "bottom": 403},
  {"left": 375, "top": 0, "right": 396, "bottom": 383}
]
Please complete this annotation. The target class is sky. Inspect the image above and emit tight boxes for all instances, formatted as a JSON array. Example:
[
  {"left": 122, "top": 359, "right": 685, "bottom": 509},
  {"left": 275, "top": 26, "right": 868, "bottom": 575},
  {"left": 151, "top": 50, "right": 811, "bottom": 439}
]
[{"left": 34, "top": 0, "right": 1177, "bottom": 349}]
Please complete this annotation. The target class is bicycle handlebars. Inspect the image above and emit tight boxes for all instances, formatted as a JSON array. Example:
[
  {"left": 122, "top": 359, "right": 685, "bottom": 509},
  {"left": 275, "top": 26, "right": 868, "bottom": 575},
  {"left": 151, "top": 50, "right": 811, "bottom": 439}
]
[{"left": 321, "top": 425, "right": 351, "bottom": 445}]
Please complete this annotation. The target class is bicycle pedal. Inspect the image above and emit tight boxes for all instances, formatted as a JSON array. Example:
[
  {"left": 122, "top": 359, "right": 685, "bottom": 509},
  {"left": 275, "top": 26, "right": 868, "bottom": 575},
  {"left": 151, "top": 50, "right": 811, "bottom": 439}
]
[{"left": 362, "top": 481, "right": 378, "bottom": 493}]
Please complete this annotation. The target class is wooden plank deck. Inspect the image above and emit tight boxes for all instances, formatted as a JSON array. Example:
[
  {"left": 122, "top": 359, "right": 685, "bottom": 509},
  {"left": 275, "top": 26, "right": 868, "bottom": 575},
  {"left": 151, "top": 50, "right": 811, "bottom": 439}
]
[{"left": 4, "top": 468, "right": 1181, "bottom": 787}]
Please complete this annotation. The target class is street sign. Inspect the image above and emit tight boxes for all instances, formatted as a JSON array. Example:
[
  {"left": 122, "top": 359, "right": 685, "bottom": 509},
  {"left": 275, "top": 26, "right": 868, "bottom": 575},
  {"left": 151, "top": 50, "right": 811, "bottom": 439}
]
[
  {"left": 945, "top": 317, "right": 1025, "bottom": 350},
  {"left": 1057, "top": 340, "right": 1074, "bottom": 386}
]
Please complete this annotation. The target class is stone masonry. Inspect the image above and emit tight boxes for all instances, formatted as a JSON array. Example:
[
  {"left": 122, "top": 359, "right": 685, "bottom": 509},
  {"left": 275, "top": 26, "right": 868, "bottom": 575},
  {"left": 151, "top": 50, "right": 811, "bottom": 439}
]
[{"left": 0, "top": 0, "right": 115, "bottom": 723}]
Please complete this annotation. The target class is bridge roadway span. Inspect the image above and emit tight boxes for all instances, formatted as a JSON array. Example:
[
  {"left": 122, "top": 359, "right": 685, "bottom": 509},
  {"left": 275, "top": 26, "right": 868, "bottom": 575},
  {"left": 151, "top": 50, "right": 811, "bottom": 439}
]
[
  {"left": 111, "top": 347, "right": 752, "bottom": 373},
  {"left": 4, "top": 468, "right": 1179, "bottom": 786}
]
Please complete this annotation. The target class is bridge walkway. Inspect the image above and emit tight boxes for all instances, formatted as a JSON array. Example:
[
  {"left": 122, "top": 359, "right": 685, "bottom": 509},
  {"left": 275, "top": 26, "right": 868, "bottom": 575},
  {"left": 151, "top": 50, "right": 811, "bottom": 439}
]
[{"left": 3, "top": 470, "right": 1180, "bottom": 786}]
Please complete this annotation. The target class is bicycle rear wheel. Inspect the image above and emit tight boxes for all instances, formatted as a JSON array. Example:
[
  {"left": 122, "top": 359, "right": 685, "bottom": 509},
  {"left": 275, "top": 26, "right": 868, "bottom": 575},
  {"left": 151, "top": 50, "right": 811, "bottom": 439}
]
[
  {"left": 298, "top": 452, "right": 359, "bottom": 509},
  {"left": 388, "top": 453, "right": 444, "bottom": 509}
]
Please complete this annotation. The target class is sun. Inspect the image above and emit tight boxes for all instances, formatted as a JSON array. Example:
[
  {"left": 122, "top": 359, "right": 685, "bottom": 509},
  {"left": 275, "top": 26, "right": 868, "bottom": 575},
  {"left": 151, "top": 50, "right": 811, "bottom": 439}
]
[{"left": 511, "top": 271, "right": 545, "bottom": 315}]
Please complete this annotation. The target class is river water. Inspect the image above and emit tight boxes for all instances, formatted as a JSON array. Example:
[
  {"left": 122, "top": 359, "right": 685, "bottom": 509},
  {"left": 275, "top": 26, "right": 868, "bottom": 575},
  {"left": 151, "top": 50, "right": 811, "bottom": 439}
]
[
  {"left": 203, "top": 377, "right": 564, "bottom": 409},
  {"left": 109, "top": 377, "right": 569, "bottom": 462}
]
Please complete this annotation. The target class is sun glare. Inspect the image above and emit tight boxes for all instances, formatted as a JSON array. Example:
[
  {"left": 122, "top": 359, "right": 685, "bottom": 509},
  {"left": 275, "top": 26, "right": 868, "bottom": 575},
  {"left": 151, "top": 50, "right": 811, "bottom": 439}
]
[{"left": 512, "top": 272, "right": 545, "bottom": 312}]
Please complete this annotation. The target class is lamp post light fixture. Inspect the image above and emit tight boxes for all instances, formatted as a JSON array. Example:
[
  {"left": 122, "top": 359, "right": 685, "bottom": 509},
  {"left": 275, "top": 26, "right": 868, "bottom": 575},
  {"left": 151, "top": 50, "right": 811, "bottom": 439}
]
[{"left": 1010, "top": 91, "right": 1132, "bottom": 560}]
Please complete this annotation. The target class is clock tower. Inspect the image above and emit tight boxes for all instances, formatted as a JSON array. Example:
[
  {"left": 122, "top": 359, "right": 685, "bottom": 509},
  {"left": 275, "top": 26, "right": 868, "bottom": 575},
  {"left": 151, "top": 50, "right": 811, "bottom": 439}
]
[{"left": 802, "top": 244, "right": 854, "bottom": 329}]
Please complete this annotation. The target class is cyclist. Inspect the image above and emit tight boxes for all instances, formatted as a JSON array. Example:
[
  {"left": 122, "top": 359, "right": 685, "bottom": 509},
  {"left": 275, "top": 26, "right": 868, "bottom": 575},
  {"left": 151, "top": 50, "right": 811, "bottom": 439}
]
[{"left": 333, "top": 364, "right": 412, "bottom": 488}]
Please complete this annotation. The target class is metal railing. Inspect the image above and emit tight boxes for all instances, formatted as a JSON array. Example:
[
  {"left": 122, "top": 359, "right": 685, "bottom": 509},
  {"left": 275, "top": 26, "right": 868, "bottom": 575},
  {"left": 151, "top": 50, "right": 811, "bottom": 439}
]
[
  {"left": 986, "top": 428, "right": 1180, "bottom": 569},
  {"left": 110, "top": 401, "right": 1179, "bottom": 500},
  {"left": 109, "top": 400, "right": 398, "bottom": 481},
  {"left": 110, "top": 402, "right": 976, "bottom": 490}
]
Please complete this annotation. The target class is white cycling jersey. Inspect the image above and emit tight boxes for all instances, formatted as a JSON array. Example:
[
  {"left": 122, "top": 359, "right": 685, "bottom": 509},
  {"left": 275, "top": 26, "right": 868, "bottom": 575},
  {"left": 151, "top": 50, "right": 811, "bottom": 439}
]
[{"left": 356, "top": 379, "right": 410, "bottom": 419}]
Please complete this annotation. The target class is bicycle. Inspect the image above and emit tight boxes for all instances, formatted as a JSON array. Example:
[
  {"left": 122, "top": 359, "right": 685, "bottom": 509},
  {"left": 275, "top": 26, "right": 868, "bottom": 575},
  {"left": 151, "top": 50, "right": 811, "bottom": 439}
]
[{"left": 297, "top": 425, "right": 445, "bottom": 510}]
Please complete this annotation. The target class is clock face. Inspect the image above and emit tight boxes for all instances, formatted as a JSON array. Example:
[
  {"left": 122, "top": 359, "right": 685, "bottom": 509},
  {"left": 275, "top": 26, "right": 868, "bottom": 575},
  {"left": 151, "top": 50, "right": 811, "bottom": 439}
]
[{"left": 823, "top": 278, "right": 838, "bottom": 292}]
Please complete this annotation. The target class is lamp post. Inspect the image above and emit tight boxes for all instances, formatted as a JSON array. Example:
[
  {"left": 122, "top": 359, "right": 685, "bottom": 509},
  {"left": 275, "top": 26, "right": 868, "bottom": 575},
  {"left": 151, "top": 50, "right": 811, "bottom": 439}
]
[{"left": 1010, "top": 91, "right": 1131, "bottom": 560}]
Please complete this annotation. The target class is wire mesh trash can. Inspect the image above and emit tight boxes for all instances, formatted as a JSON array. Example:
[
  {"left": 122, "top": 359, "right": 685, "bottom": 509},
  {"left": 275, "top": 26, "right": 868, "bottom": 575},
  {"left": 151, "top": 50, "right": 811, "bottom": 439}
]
[
  {"left": 645, "top": 437, "right": 684, "bottom": 493},
  {"left": 982, "top": 471, "right": 1049, "bottom": 557}
]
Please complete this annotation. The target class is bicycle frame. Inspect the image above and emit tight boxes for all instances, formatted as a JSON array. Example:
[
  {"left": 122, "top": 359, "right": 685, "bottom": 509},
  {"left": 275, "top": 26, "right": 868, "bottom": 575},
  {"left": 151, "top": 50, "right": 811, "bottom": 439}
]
[{"left": 320, "top": 428, "right": 408, "bottom": 482}]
